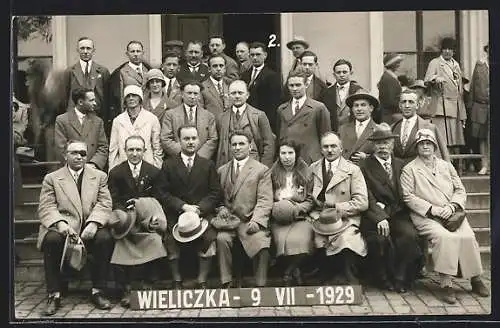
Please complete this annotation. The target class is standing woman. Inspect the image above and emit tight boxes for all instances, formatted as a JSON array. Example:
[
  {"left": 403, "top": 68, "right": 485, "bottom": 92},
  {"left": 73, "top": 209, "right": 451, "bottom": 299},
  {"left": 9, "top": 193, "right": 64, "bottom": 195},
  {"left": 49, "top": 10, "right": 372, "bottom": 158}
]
[
  {"left": 424, "top": 37, "right": 467, "bottom": 154},
  {"left": 143, "top": 69, "right": 170, "bottom": 123},
  {"left": 468, "top": 43, "right": 490, "bottom": 175},
  {"left": 269, "top": 140, "right": 314, "bottom": 286}
]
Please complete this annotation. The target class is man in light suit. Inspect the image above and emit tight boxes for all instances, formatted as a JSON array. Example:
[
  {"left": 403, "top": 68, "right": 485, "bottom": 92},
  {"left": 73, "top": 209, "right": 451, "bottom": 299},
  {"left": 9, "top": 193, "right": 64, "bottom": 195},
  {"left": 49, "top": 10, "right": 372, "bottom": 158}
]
[
  {"left": 54, "top": 88, "right": 108, "bottom": 170},
  {"left": 318, "top": 59, "right": 364, "bottom": 132},
  {"left": 216, "top": 130, "right": 273, "bottom": 288},
  {"left": 177, "top": 41, "right": 209, "bottom": 84},
  {"left": 201, "top": 54, "right": 231, "bottom": 119},
  {"left": 392, "top": 89, "right": 450, "bottom": 164},
  {"left": 160, "top": 81, "right": 218, "bottom": 160},
  {"left": 339, "top": 89, "right": 378, "bottom": 165},
  {"left": 277, "top": 70, "right": 331, "bottom": 165},
  {"left": 282, "top": 51, "right": 326, "bottom": 102},
  {"left": 37, "top": 140, "right": 114, "bottom": 316},
  {"left": 216, "top": 80, "right": 275, "bottom": 169},
  {"left": 241, "top": 42, "right": 282, "bottom": 134},
  {"left": 160, "top": 51, "right": 183, "bottom": 110},
  {"left": 208, "top": 36, "right": 240, "bottom": 81},
  {"left": 63, "top": 37, "right": 110, "bottom": 132}
]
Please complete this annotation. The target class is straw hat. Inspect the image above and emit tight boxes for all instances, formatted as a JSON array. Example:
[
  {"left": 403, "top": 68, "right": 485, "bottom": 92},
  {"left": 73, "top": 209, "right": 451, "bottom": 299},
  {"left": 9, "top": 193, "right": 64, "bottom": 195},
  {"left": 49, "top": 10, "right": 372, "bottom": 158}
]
[
  {"left": 172, "top": 212, "right": 209, "bottom": 243},
  {"left": 311, "top": 207, "right": 350, "bottom": 236},
  {"left": 286, "top": 36, "right": 310, "bottom": 50}
]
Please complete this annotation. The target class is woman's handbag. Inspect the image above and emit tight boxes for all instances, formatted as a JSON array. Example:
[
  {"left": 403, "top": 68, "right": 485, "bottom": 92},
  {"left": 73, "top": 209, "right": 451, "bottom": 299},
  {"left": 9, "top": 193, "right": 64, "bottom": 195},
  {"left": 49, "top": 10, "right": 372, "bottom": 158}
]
[
  {"left": 432, "top": 209, "right": 466, "bottom": 232},
  {"left": 211, "top": 206, "right": 241, "bottom": 231}
]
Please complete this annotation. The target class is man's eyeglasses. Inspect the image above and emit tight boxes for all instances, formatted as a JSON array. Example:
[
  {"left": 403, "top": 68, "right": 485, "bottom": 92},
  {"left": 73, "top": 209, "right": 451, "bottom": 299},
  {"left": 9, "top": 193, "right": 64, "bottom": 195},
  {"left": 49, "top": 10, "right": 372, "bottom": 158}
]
[{"left": 68, "top": 150, "right": 87, "bottom": 157}]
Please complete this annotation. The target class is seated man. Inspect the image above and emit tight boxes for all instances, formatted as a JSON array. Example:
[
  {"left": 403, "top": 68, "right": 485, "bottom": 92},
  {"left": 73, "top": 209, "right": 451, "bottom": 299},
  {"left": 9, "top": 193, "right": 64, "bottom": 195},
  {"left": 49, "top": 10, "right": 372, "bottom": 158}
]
[
  {"left": 107, "top": 135, "right": 167, "bottom": 307},
  {"left": 308, "top": 132, "right": 368, "bottom": 284},
  {"left": 359, "top": 123, "right": 422, "bottom": 293},
  {"left": 156, "top": 125, "right": 222, "bottom": 289},
  {"left": 216, "top": 130, "right": 273, "bottom": 288},
  {"left": 37, "top": 140, "right": 114, "bottom": 316}
]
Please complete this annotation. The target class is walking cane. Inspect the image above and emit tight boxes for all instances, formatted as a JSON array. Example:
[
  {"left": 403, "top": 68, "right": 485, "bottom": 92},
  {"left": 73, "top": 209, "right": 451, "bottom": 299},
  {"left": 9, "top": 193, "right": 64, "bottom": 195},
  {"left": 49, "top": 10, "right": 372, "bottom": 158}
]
[{"left": 439, "top": 82, "right": 450, "bottom": 145}]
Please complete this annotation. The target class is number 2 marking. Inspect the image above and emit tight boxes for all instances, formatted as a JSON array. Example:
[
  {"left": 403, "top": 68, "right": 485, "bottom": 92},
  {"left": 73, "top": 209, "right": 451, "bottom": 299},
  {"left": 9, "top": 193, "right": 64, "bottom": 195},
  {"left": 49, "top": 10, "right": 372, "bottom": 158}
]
[{"left": 268, "top": 34, "right": 277, "bottom": 47}]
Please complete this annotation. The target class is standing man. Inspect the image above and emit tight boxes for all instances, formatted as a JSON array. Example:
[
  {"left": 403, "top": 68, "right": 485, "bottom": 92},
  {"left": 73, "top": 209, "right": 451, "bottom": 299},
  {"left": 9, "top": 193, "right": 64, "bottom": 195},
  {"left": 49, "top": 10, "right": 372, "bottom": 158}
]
[
  {"left": 161, "top": 81, "right": 218, "bottom": 160},
  {"left": 339, "top": 89, "right": 378, "bottom": 165},
  {"left": 156, "top": 125, "right": 222, "bottom": 289},
  {"left": 216, "top": 130, "right": 273, "bottom": 288},
  {"left": 241, "top": 42, "right": 282, "bottom": 134},
  {"left": 286, "top": 36, "right": 309, "bottom": 74},
  {"left": 178, "top": 41, "right": 209, "bottom": 84},
  {"left": 208, "top": 36, "right": 240, "bottom": 81},
  {"left": 377, "top": 53, "right": 404, "bottom": 124},
  {"left": 318, "top": 59, "right": 363, "bottom": 132},
  {"left": 63, "top": 37, "right": 110, "bottom": 132},
  {"left": 277, "top": 70, "right": 331, "bottom": 165},
  {"left": 37, "top": 140, "right": 114, "bottom": 316},
  {"left": 216, "top": 80, "right": 275, "bottom": 169},
  {"left": 164, "top": 40, "right": 185, "bottom": 63},
  {"left": 392, "top": 89, "right": 450, "bottom": 163},
  {"left": 359, "top": 123, "right": 422, "bottom": 293},
  {"left": 283, "top": 51, "right": 326, "bottom": 101},
  {"left": 235, "top": 41, "right": 252, "bottom": 75},
  {"left": 160, "top": 51, "right": 183, "bottom": 111},
  {"left": 54, "top": 88, "right": 108, "bottom": 170},
  {"left": 201, "top": 55, "right": 231, "bottom": 118}
]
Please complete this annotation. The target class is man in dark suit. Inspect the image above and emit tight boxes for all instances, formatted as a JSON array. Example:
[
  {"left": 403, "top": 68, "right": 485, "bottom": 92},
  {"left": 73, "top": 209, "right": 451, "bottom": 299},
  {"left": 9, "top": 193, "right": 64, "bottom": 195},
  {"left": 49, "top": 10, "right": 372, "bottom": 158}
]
[
  {"left": 235, "top": 41, "right": 252, "bottom": 75},
  {"left": 282, "top": 51, "right": 326, "bottom": 101},
  {"left": 63, "top": 37, "right": 110, "bottom": 128},
  {"left": 160, "top": 51, "right": 183, "bottom": 111},
  {"left": 208, "top": 36, "right": 240, "bottom": 81},
  {"left": 277, "top": 70, "right": 331, "bottom": 165},
  {"left": 201, "top": 54, "right": 231, "bottom": 119},
  {"left": 108, "top": 135, "right": 167, "bottom": 307},
  {"left": 54, "top": 88, "right": 108, "bottom": 170},
  {"left": 339, "top": 89, "right": 378, "bottom": 165},
  {"left": 359, "top": 123, "right": 422, "bottom": 293},
  {"left": 156, "top": 125, "right": 222, "bottom": 289},
  {"left": 241, "top": 42, "right": 282, "bottom": 134},
  {"left": 177, "top": 41, "right": 209, "bottom": 84},
  {"left": 392, "top": 89, "right": 450, "bottom": 164},
  {"left": 318, "top": 59, "right": 363, "bottom": 132},
  {"left": 377, "top": 53, "right": 404, "bottom": 124}
]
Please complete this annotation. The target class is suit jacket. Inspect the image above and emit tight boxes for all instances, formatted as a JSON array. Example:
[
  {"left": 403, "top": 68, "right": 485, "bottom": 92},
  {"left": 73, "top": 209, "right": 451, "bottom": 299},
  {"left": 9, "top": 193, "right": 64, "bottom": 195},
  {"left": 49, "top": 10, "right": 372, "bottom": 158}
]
[
  {"left": 359, "top": 155, "right": 408, "bottom": 231},
  {"left": 282, "top": 75, "right": 327, "bottom": 101},
  {"left": 216, "top": 104, "right": 275, "bottom": 168},
  {"left": 242, "top": 65, "right": 282, "bottom": 133},
  {"left": 377, "top": 70, "right": 402, "bottom": 122},
  {"left": 63, "top": 61, "right": 110, "bottom": 120},
  {"left": 391, "top": 115, "right": 450, "bottom": 163},
  {"left": 177, "top": 63, "right": 209, "bottom": 84},
  {"left": 160, "top": 104, "right": 218, "bottom": 160},
  {"left": 108, "top": 160, "right": 162, "bottom": 211},
  {"left": 162, "top": 78, "right": 183, "bottom": 110},
  {"left": 156, "top": 154, "right": 221, "bottom": 228},
  {"left": 201, "top": 77, "right": 231, "bottom": 119},
  {"left": 218, "top": 158, "right": 273, "bottom": 257},
  {"left": 143, "top": 91, "right": 173, "bottom": 123},
  {"left": 220, "top": 53, "right": 240, "bottom": 81},
  {"left": 339, "top": 118, "right": 377, "bottom": 161},
  {"left": 108, "top": 108, "right": 163, "bottom": 171},
  {"left": 37, "top": 164, "right": 112, "bottom": 250},
  {"left": 318, "top": 81, "right": 363, "bottom": 132},
  {"left": 54, "top": 109, "right": 109, "bottom": 169},
  {"left": 239, "top": 59, "right": 252, "bottom": 75}
]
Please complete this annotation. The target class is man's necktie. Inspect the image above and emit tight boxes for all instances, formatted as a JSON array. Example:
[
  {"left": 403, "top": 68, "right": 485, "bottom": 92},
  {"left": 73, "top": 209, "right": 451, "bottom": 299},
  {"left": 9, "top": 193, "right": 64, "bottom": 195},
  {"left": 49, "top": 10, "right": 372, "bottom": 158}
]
[
  {"left": 186, "top": 158, "right": 193, "bottom": 172},
  {"left": 294, "top": 100, "right": 300, "bottom": 116},
  {"left": 166, "top": 79, "right": 173, "bottom": 97},
  {"left": 356, "top": 121, "right": 364, "bottom": 138},
  {"left": 84, "top": 61, "right": 90, "bottom": 87},
  {"left": 384, "top": 161, "right": 393, "bottom": 181},
  {"left": 73, "top": 172, "right": 79, "bottom": 183},
  {"left": 234, "top": 162, "right": 241, "bottom": 181},
  {"left": 132, "top": 164, "right": 139, "bottom": 179},
  {"left": 217, "top": 81, "right": 224, "bottom": 98},
  {"left": 249, "top": 68, "right": 258, "bottom": 86},
  {"left": 401, "top": 120, "right": 410, "bottom": 149},
  {"left": 326, "top": 161, "right": 333, "bottom": 181},
  {"left": 136, "top": 67, "right": 143, "bottom": 80},
  {"left": 189, "top": 107, "right": 195, "bottom": 124},
  {"left": 235, "top": 109, "right": 241, "bottom": 121}
]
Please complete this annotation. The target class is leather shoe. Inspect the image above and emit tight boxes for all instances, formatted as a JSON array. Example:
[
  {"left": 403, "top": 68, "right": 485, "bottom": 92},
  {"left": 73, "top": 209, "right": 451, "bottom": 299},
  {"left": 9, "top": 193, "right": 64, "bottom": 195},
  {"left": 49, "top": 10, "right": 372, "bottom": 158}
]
[
  {"left": 90, "top": 292, "right": 112, "bottom": 310},
  {"left": 441, "top": 286, "right": 456, "bottom": 304},
  {"left": 43, "top": 295, "right": 61, "bottom": 316},
  {"left": 120, "top": 291, "right": 131, "bottom": 308},
  {"left": 471, "top": 277, "right": 490, "bottom": 297},
  {"left": 380, "top": 280, "right": 395, "bottom": 292},
  {"left": 394, "top": 280, "right": 407, "bottom": 294}
]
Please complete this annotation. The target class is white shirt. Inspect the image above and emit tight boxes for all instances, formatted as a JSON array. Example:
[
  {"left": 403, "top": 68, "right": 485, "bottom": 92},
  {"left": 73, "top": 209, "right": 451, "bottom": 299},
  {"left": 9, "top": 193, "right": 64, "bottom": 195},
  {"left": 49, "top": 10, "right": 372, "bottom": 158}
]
[
  {"left": 80, "top": 59, "right": 92, "bottom": 74},
  {"left": 128, "top": 62, "right": 144, "bottom": 74},
  {"left": 232, "top": 104, "right": 247, "bottom": 117},
  {"left": 210, "top": 76, "right": 224, "bottom": 90},
  {"left": 68, "top": 166, "right": 84, "bottom": 182},
  {"left": 292, "top": 95, "right": 307, "bottom": 115},
  {"left": 233, "top": 156, "right": 250, "bottom": 175},
  {"left": 184, "top": 104, "right": 197, "bottom": 120},
  {"left": 128, "top": 160, "right": 142, "bottom": 177},
  {"left": 400, "top": 115, "right": 418, "bottom": 142},
  {"left": 165, "top": 77, "right": 176, "bottom": 88},
  {"left": 74, "top": 107, "right": 86, "bottom": 125},
  {"left": 251, "top": 64, "right": 264, "bottom": 80},
  {"left": 188, "top": 63, "right": 200, "bottom": 72},
  {"left": 180, "top": 153, "right": 196, "bottom": 168},
  {"left": 374, "top": 155, "right": 392, "bottom": 169},
  {"left": 355, "top": 118, "right": 371, "bottom": 137},
  {"left": 324, "top": 157, "right": 341, "bottom": 176},
  {"left": 336, "top": 81, "right": 350, "bottom": 103},
  {"left": 306, "top": 75, "right": 314, "bottom": 86}
]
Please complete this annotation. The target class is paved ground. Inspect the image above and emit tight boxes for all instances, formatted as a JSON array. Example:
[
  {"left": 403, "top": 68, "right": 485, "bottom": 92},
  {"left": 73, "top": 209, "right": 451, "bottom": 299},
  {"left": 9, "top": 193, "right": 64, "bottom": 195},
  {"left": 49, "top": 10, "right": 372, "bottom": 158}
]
[{"left": 12, "top": 269, "right": 490, "bottom": 320}]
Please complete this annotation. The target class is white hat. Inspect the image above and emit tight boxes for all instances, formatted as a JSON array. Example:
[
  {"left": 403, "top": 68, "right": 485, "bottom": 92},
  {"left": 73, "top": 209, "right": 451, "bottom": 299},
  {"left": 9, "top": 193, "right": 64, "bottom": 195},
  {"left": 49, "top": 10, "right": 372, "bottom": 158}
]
[
  {"left": 172, "top": 212, "right": 209, "bottom": 243},
  {"left": 123, "top": 84, "right": 144, "bottom": 100}
]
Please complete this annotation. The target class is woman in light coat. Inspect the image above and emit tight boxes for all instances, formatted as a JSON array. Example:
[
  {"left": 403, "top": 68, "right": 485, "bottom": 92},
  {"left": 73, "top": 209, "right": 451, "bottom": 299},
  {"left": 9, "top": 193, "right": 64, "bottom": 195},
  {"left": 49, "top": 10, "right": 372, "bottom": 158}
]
[
  {"left": 269, "top": 139, "right": 314, "bottom": 285},
  {"left": 108, "top": 85, "right": 163, "bottom": 171},
  {"left": 400, "top": 128, "right": 489, "bottom": 304}
]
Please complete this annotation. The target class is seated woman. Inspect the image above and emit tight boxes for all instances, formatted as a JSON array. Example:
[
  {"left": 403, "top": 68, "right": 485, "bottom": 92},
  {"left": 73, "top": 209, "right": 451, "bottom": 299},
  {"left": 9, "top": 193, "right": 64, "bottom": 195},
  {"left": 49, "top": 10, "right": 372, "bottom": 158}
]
[
  {"left": 269, "top": 139, "right": 314, "bottom": 286},
  {"left": 143, "top": 68, "right": 170, "bottom": 123},
  {"left": 400, "top": 128, "right": 489, "bottom": 304}
]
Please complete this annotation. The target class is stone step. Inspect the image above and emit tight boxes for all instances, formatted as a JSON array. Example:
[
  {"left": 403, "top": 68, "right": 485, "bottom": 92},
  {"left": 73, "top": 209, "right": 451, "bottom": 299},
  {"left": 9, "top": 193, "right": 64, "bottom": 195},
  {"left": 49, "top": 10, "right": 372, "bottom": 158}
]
[
  {"left": 19, "top": 183, "right": 42, "bottom": 203},
  {"left": 466, "top": 192, "right": 490, "bottom": 210},
  {"left": 460, "top": 176, "right": 490, "bottom": 193}
]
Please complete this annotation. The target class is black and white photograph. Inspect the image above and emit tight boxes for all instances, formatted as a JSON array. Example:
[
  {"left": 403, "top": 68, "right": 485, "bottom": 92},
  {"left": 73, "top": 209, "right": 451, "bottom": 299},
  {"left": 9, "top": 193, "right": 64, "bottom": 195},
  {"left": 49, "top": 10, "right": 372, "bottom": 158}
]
[{"left": 11, "top": 10, "right": 491, "bottom": 321}]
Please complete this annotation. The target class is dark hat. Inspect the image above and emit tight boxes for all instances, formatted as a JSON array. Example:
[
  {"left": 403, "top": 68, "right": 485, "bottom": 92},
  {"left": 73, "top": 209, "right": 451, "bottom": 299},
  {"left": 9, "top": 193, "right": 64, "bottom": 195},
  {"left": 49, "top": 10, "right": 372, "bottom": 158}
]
[
  {"left": 409, "top": 79, "right": 427, "bottom": 90},
  {"left": 60, "top": 234, "right": 87, "bottom": 273},
  {"left": 109, "top": 209, "right": 138, "bottom": 240},
  {"left": 311, "top": 207, "right": 350, "bottom": 235},
  {"left": 286, "top": 36, "right": 310, "bottom": 50},
  {"left": 271, "top": 199, "right": 296, "bottom": 225},
  {"left": 346, "top": 89, "right": 379, "bottom": 109},
  {"left": 368, "top": 123, "right": 399, "bottom": 141},
  {"left": 383, "top": 53, "right": 404, "bottom": 68},
  {"left": 441, "top": 37, "right": 456, "bottom": 50},
  {"left": 173, "top": 212, "right": 209, "bottom": 243},
  {"left": 484, "top": 43, "right": 489, "bottom": 52},
  {"left": 165, "top": 40, "right": 184, "bottom": 47}
]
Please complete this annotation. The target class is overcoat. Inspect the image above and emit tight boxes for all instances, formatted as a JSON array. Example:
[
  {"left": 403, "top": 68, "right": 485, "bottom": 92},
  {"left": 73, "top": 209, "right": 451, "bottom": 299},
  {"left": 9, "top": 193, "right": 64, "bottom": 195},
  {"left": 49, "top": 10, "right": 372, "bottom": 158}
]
[{"left": 339, "top": 118, "right": 376, "bottom": 161}]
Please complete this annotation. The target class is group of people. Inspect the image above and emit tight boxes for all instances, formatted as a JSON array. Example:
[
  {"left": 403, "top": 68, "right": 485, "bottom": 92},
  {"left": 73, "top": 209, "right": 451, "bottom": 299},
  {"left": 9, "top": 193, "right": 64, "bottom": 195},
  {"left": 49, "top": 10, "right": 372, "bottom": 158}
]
[{"left": 16, "top": 34, "right": 490, "bottom": 316}]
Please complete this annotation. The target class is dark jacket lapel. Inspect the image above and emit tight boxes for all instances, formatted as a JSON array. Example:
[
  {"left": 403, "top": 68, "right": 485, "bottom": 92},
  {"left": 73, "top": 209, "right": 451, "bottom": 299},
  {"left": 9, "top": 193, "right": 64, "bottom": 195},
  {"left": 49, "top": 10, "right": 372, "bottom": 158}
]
[{"left": 351, "top": 119, "right": 376, "bottom": 153}]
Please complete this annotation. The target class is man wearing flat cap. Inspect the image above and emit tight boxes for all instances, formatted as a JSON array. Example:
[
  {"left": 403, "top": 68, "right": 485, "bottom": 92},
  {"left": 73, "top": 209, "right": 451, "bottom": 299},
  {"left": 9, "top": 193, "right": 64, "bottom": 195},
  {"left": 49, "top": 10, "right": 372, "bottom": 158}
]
[
  {"left": 37, "top": 140, "right": 114, "bottom": 316},
  {"left": 164, "top": 40, "right": 185, "bottom": 62},
  {"left": 377, "top": 53, "right": 404, "bottom": 125},
  {"left": 359, "top": 123, "right": 422, "bottom": 293}
]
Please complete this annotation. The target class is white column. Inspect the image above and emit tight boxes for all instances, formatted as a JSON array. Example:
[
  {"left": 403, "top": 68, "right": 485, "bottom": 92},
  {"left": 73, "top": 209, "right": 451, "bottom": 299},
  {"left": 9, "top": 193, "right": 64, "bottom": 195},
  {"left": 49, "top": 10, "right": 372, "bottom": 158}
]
[
  {"left": 280, "top": 13, "right": 293, "bottom": 83},
  {"left": 148, "top": 14, "right": 163, "bottom": 68},
  {"left": 461, "top": 10, "right": 489, "bottom": 80},
  {"left": 368, "top": 12, "right": 384, "bottom": 97},
  {"left": 51, "top": 16, "right": 67, "bottom": 69}
]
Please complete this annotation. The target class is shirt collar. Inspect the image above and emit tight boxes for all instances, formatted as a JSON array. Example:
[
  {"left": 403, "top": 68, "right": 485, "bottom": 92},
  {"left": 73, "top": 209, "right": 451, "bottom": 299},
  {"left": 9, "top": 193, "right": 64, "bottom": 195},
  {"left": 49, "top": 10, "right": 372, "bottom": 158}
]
[
  {"left": 184, "top": 103, "right": 197, "bottom": 111},
  {"left": 337, "top": 81, "right": 350, "bottom": 89},
  {"left": 292, "top": 95, "right": 307, "bottom": 108},
  {"left": 74, "top": 107, "right": 86, "bottom": 119},
  {"left": 128, "top": 160, "right": 142, "bottom": 172},
  {"left": 180, "top": 152, "right": 196, "bottom": 164},
  {"left": 210, "top": 76, "right": 223, "bottom": 86},
  {"left": 80, "top": 59, "right": 92, "bottom": 72},
  {"left": 324, "top": 156, "right": 341, "bottom": 171},
  {"left": 232, "top": 104, "right": 247, "bottom": 114},
  {"left": 188, "top": 62, "right": 200, "bottom": 68},
  {"left": 356, "top": 117, "right": 371, "bottom": 126},
  {"left": 233, "top": 156, "right": 249, "bottom": 170},
  {"left": 403, "top": 114, "right": 418, "bottom": 125},
  {"left": 128, "top": 62, "right": 143, "bottom": 71},
  {"left": 374, "top": 155, "right": 392, "bottom": 167},
  {"left": 252, "top": 64, "right": 264, "bottom": 71},
  {"left": 67, "top": 165, "right": 84, "bottom": 177}
]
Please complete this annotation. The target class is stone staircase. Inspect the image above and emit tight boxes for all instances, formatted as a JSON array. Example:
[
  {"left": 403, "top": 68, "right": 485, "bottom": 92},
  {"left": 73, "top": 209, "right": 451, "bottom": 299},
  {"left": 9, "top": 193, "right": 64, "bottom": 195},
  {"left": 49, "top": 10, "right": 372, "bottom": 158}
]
[{"left": 13, "top": 155, "right": 491, "bottom": 282}]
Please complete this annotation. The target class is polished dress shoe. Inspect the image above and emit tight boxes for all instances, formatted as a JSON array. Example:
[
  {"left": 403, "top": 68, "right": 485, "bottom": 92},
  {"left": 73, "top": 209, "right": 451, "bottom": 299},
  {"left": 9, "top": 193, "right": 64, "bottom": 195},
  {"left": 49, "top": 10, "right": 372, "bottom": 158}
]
[
  {"left": 120, "top": 291, "right": 131, "bottom": 308},
  {"left": 471, "top": 277, "right": 490, "bottom": 297},
  {"left": 90, "top": 292, "right": 112, "bottom": 310},
  {"left": 380, "top": 280, "right": 395, "bottom": 292},
  {"left": 43, "top": 295, "right": 61, "bottom": 316},
  {"left": 441, "top": 286, "right": 456, "bottom": 304},
  {"left": 394, "top": 280, "right": 408, "bottom": 294}
]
